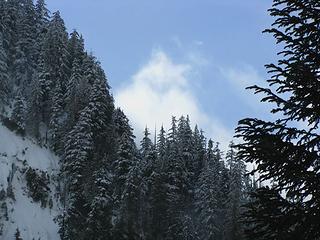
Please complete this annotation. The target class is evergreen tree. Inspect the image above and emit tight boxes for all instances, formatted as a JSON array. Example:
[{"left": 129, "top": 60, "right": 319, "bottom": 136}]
[
  {"left": 35, "top": 0, "right": 49, "bottom": 28},
  {"left": 139, "top": 127, "right": 157, "bottom": 239},
  {"left": 165, "top": 116, "right": 190, "bottom": 240},
  {"left": 140, "top": 127, "right": 154, "bottom": 159},
  {"left": 63, "top": 59, "right": 114, "bottom": 239},
  {"left": 13, "top": 0, "right": 37, "bottom": 89},
  {"left": 68, "top": 30, "right": 85, "bottom": 68},
  {"left": 120, "top": 158, "right": 146, "bottom": 240},
  {"left": 65, "top": 57, "right": 86, "bottom": 130},
  {"left": 236, "top": 1, "right": 320, "bottom": 239},
  {"left": 3, "top": 0, "right": 20, "bottom": 84},
  {"left": 26, "top": 54, "right": 50, "bottom": 139},
  {"left": 49, "top": 83, "right": 64, "bottom": 153},
  {"left": 225, "top": 142, "right": 246, "bottom": 240},
  {"left": 11, "top": 92, "right": 26, "bottom": 130},
  {"left": 146, "top": 125, "right": 168, "bottom": 240},
  {"left": 112, "top": 108, "right": 137, "bottom": 200},
  {"left": 34, "top": 0, "right": 49, "bottom": 65},
  {"left": 195, "top": 139, "right": 221, "bottom": 240},
  {"left": 0, "top": 31, "right": 9, "bottom": 105},
  {"left": 62, "top": 103, "right": 94, "bottom": 239},
  {"left": 43, "top": 11, "right": 70, "bottom": 93},
  {"left": 193, "top": 126, "right": 206, "bottom": 177},
  {"left": 157, "top": 125, "right": 167, "bottom": 168},
  {"left": 85, "top": 161, "right": 113, "bottom": 240}
]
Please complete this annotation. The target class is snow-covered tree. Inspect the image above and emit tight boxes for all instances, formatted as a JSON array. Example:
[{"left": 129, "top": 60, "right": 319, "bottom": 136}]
[
  {"left": 85, "top": 163, "right": 113, "bottom": 240},
  {"left": 195, "top": 139, "right": 222, "bottom": 240},
  {"left": 0, "top": 31, "right": 9, "bottom": 105},
  {"left": 49, "top": 83, "right": 64, "bottom": 153},
  {"left": 13, "top": 0, "right": 37, "bottom": 89},
  {"left": 224, "top": 142, "right": 246, "bottom": 240},
  {"left": 112, "top": 108, "right": 138, "bottom": 200},
  {"left": 11, "top": 92, "right": 26, "bottom": 130},
  {"left": 68, "top": 30, "right": 84, "bottom": 68},
  {"left": 42, "top": 11, "right": 70, "bottom": 93}
]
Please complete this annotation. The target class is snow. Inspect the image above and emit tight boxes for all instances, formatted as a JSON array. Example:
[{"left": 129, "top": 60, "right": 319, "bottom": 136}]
[{"left": 0, "top": 123, "right": 61, "bottom": 240}]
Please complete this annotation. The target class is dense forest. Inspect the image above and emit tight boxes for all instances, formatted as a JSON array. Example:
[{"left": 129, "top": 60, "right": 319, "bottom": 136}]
[
  {"left": 1, "top": 0, "right": 320, "bottom": 239},
  {"left": 0, "top": 0, "right": 251, "bottom": 239}
]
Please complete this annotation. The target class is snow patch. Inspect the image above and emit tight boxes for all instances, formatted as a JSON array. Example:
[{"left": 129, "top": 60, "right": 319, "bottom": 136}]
[{"left": 0, "top": 123, "right": 61, "bottom": 240}]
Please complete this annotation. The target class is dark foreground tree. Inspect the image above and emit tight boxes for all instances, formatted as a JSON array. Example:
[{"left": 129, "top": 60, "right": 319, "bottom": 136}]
[{"left": 236, "top": 1, "right": 320, "bottom": 240}]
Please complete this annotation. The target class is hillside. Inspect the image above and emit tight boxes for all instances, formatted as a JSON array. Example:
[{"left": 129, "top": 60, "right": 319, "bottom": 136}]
[
  {"left": 0, "top": 0, "right": 249, "bottom": 239},
  {"left": 0, "top": 123, "right": 61, "bottom": 239}
]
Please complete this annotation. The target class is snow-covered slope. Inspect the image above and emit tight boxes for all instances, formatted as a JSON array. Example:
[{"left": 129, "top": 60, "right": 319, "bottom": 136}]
[{"left": 0, "top": 123, "right": 61, "bottom": 240}]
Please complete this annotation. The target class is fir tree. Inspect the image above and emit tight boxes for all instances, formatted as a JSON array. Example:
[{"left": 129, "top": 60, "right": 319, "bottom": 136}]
[
  {"left": 11, "top": 92, "right": 26, "bottom": 130},
  {"left": 0, "top": 31, "right": 9, "bottom": 105},
  {"left": 85, "top": 162, "right": 113, "bottom": 240},
  {"left": 63, "top": 61, "right": 114, "bottom": 239},
  {"left": 236, "top": 0, "right": 320, "bottom": 239},
  {"left": 225, "top": 142, "right": 246, "bottom": 240},
  {"left": 195, "top": 139, "right": 221, "bottom": 240},
  {"left": 68, "top": 30, "right": 85, "bottom": 68},
  {"left": 49, "top": 83, "right": 64, "bottom": 153},
  {"left": 34, "top": 0, "right": 49, "bottom": 65},
  {"left": 112, "top": 108, "right": 138, "bottom": 202},
  {"left": 35, "top": 0, "right": 49, "bottom": 28},
  {"left": 146, "top": 125, "right": 168, "bottom": 240},
  {"left": 165, "top": 116, "right": 189, "bottom": 240},
  {"left": 26, "top": 54, "right": 50, "bottom": 139},
  {"left": 65, "top": 57, "right": 86, "bottom": 130},
  {"left": 3, "top": 0, "right": 20, "bottom": 83},
  {"left": 13, "top": 0, "right": 37, "bottom": 89},
  {"left": 43, "top": 11, "right": 70, "bottom": 93}
]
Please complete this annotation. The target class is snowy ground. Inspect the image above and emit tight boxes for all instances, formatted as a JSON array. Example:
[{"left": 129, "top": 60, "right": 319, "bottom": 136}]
[{"left": 0, "top": 123, "right": 61, "bottom": 240}]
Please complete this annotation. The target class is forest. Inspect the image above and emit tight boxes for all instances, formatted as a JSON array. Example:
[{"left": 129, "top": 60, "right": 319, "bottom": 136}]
[{"left": 0, "top": 0, "right": 320, "bottom": 240}]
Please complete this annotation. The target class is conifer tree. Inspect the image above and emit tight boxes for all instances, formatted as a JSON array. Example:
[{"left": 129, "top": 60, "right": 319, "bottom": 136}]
[
  {"left": 11, "top": 92, "right": 26, "bottom": 130},
  {"left": 112, "top": 108, "right": 137, "bottom": 200},
  {"left": 3, "top": 0, "right": 20, "bottom": 82},
  {"left": 140, "top": 127, "right": 154, "bottom": 159},
  {"left": 65, "top": 57, "right": 86, "bottom": 130},
  {"left": 157, "top": 125, "right": 167, "bottom": 163},
  {"left": 68, "top": 30, "right": 85, "bottom": 68},
  {"left": 49, "top": 83, "right": 64, "bottom": 153},
  {"left": 0, "top": 31, "right": 9, "bottom": 105},
  {"left": 26, "top": 54, "right": 50, "bottom": 138},
  {"left": 63, "top": 59, "right": 114, "bottom": 239},
  {"left": 193, "top": 126, "right": 206, "bottom": 177},
  {"left": 195, "top": 139, "right": 221, "bottom": 240},
  {"left": 85, "top": 161, "right": 113, "bottom": 240},
  {"left": 34, "top": 0, "right": 49, "bottom": 65},
  {"left": 236, "top": 1, "right": 320, "bottom": 239},
  {"left": 43, "top": 11, "right": 70, "bottom": 93},
  {"left": 121, "top": 158, "right": 146, "bottom": 240},
  {"left": 13, "top": 0, "right": 37, "bottom": 89},
  {"left": 146, "top": 125, "right": 168, "bottom": 240},
  {"left": 35, "top": 0, "right": 49, "bottom": 29},
  {"left": 225, "top": 142, "right": 246, "bottom": 240},
  {"left": 165, "top": 116, "right": 190, "bottom": 240}
]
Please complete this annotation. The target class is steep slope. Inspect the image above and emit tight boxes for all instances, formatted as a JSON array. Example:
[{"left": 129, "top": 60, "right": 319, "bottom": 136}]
[{"left": 0, "top": 123, "right": 61, "bottom": 240}]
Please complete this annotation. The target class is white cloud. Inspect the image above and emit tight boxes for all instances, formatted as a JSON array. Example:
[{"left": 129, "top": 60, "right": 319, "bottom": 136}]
[
  {"left": 219, "top": 64, "right": 268, "bottom": 112},
  {"left": 115, "top": 49, "right": 232, "bottom": 149},
  {"left": 221, "top": 65, "right": 262, "bottom": 90}
]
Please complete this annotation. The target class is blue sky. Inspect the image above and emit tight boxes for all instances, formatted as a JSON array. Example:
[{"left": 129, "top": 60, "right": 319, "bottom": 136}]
[{"left": 46, "top": 0, "right": 278, "bottom": 148}]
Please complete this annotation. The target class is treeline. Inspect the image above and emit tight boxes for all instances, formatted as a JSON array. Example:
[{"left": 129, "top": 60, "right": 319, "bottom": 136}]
[{"left": 0, "top": 0, "right": 251, "bottom": 240}]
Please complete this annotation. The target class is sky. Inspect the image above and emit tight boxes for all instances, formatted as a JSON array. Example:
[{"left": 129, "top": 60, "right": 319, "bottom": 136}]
[{"left": 46, "top": 0, "right": 278, "bottom": 149}]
